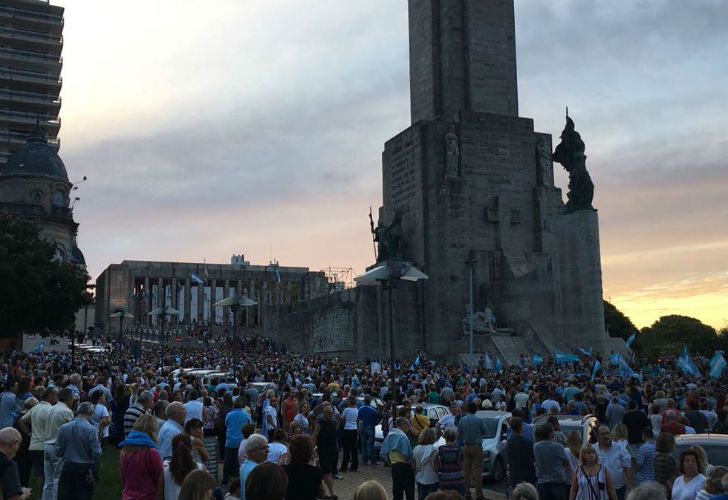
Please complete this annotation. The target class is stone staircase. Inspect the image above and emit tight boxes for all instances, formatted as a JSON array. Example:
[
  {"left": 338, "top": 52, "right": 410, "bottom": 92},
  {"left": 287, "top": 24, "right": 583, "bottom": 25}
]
[{"left": 489, "top": 335, "right": 534, "bottom": 365}]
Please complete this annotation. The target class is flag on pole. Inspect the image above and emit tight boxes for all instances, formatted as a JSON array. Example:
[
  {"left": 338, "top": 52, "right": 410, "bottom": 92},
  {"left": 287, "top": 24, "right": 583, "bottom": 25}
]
[
  {"left": 484, "top": 353, "right": 494, "bottom": 370},
  {"left": 591, "top": 360, "right": 601, "bottom": 381},
  {"left": 626, "top": 332, "right": 637, "bottom": 349},
  {"left": 495, "top": 357, "right": 503, "bottom": 373},
  {"left": 533, "top": 354, "right": 543, "bottom": 366},
  {"left": 710, "top": 351, "right": 726, "bottom": 380},
  {"left": 191, "top": 273, "right": 204, "bottom": 285},
  {"left": 577, "top": 347, "right": 593, "bottom": 357},
  {"left": 677, "top": 346, "right": 702, "bottom": 378},
  {"left": 275, "top": 269, "right": 281, "bottom": 283}
]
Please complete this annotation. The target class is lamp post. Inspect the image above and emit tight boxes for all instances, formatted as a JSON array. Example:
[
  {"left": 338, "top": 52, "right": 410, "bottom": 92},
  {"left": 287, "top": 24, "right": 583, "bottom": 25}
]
[
  {"left": 214, "top": 293, "right": 257, "bottom": 365},
  {"left": 149, "top": 305, "right": 180, "bottom": 375},
  {"left": 109, "top": 309, "right": 134, "bottom": 340},
  {"left": 355, "top": 260, "right": 428, "bottom": 404}
]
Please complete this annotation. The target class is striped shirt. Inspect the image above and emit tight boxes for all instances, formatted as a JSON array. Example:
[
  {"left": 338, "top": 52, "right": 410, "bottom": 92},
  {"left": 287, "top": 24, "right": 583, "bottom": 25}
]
[
  {"left": 636, "top": 442, "right": 656, "bottom": 483},
  {"left": 123, "top": 403, "right": 147, "bottom": 437}
]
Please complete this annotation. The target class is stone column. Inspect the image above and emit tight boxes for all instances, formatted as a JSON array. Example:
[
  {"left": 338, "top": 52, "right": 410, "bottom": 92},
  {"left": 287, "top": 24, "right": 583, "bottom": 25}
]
[
  {"left": 144, "top": 277, "right": 150, "bottom": 327},
  {"left": 197, "top": 283, "right": 204, "bottom": 327},
  {"left": 223, "top": 279, "right": 230, "bottom": 328},
  {"left": 184, "top": 278, "right": 191, "bottom": 328}
]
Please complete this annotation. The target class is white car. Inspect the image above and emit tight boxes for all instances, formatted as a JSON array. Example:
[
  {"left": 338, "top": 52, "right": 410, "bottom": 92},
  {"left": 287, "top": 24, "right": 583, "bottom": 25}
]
[
  {"left": 475, "top": 410, "right": 511, "bottom": 483},
  {"left": 375, "top": 404, "right": 451, "bottom": 448}
]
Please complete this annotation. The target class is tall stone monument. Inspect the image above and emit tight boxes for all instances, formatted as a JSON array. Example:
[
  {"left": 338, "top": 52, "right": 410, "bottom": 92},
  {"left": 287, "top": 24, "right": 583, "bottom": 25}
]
[{"left": 376, "top": 0, "right": 622, "bottom": 362}]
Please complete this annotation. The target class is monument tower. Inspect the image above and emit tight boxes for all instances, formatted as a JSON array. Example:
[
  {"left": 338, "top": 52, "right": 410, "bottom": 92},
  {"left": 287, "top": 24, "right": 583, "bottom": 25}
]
[{"left": 377, "top": 0, "right": 623, "bottom": 362}]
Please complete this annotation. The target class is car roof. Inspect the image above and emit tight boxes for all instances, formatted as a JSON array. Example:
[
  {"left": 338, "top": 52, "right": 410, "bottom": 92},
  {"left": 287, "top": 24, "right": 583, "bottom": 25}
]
[
  {"left": 475, "top": 410, "right": 512, "bottom": 418},
  {"left": 675, "top": 434, "right": 728, "bottom": 445}
]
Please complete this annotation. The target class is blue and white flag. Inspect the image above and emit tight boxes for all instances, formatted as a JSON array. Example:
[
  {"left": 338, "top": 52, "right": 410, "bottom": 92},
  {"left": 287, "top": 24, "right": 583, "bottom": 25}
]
[
  {"left": 626, "top": 332, "right": 637, "bottom": 349},
  {"left": 556, "top": 352, "right": 579, "bottom": 364},
  {"left": 533, "top": 354, "right": 543, "bottom": 366},
  {"left": 274, "top": 269, "right": 281, "bottom": 283},
  {"left": 34, "top": 342, "right": 45, "bottom": 354},
  {"left": 191, "top": 273, "right": 204, "bottom": 285},
  {"left": 495, "top": 357, "right": 503, "bottom": 373},
  {"left": 414, "top": 355, "right": 421, "bottom": 368},
  {"left": 577, "top": 347, "right": 593, "bottom": 357},
  {"left": 677, "top": 346, "right": 702, "bottom": 378},
  {"left": 484, "top": 353, "right": 494, "bottom": 370},
  {"left": 591, "top": 360, "right": 602, "bottom": 381},
  {"left": 710, "top": 351, "right": 726, "bottom": 380}
]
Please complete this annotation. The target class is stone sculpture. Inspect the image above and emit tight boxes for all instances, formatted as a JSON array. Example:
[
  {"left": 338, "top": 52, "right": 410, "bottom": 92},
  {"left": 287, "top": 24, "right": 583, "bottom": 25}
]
[
  {"left": 462, "top": 306, "right": 497, "bottom": 334},
  {"left": 444, "top": 125, "right": 460, "bottom": 178},
  {"left": 552, "top": 114, "right": 594, "bottom": 211},
  {"left": 372, "top": 210, "right": 404, "bottom": 263}
]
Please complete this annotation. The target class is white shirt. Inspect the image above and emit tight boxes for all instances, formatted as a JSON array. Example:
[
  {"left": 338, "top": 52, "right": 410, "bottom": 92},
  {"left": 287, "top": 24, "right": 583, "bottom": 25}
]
[
  {"left": 267, "top": 442, "right": 288, "bottom": 464},
  {"left": 342, "top": 407, "right": 358, "bottom": 430},
  {"left": 413, "top": 444, "right": 438, "bottom": 484},
  {"left": 672, "top": 474, "right": 705, "bottom": 500},
  {"left": 163, "top": 460, "right": 204, "bottom": 500},
  {"left": 92, "top": 403, "right": 110, "bottom": 438},
  {"left": 184, "top": 400, "right": 204, "bottom": 423},
  {"left": 595, "top": 442, "right": 631, "bottom": 490},
  {"left": 265, "top": 405, "right": 278, "bottom": 429},
  {"left": 20, "top": 401, "right": 54, "bottom": 451}
]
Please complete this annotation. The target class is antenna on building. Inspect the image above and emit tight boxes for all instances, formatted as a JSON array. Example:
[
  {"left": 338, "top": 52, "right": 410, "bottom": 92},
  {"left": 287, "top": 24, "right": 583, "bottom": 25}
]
[
  {"left": 71, "top": 176, "right": 87, "bottom": 190},
  {"left": 70, "top": 196, "right": 80, "bottom": 209}
]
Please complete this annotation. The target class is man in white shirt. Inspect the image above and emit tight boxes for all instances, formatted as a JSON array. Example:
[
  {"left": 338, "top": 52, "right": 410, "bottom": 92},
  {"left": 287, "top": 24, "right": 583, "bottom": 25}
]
[
  {"left": 595, "top": 424, "right": 633, "bottom": 499},
  {"left": 184, "top": 389, "right": 205, "bottom": 423},
  {"left": 43, "top": 388, "right": 74, "bottom": 500},
  {"left": 19, "top": 387, "right": 57, "bottom": 495}
]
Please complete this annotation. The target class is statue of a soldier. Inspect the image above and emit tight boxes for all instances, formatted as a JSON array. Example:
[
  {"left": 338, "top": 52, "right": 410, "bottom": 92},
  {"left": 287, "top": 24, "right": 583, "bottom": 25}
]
[{"left": 552, "top": 113, "right": 594, "bottom": 212}]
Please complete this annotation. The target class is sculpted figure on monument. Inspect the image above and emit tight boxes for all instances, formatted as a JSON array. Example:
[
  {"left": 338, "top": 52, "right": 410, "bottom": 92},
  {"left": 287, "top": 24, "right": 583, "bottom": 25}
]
[
  {"left": 462, "top": 306, "right": 497, "bottom": 334},
  {"left": 372, "top": 210, "right": 404, "bottom": 263},
  {"left": 445, "top": 125, "right": 460, "bottom": 178},
  {"left": 552, "top": 115, "right": 594, "bottom": 211}
]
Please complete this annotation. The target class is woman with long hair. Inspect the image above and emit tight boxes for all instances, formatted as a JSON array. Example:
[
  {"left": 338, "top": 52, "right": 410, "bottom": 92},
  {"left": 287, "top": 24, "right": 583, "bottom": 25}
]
[
  {"left": 178, "top": 469, "right": 216, "bottom": 500},
  {"left": 565, "top": 430, "right": 582, "bottom": 482},
  {"left": 201, "top": 396, "right": 219, "bottom": 477},
  {"left": 158, "top": 433, "right": 203, "bottom": 500},
  {"left": 672, "top": 449, "right": 706, "bottom": 500},
  {"left": 245, "top": 463, "right": 288, "bottom": 500},
  {"left": 654, "top": 432, "right": 679, "bottom": 493},
  {"left": 120, "top": 414, "right": 163, "bottom": 500},
  {"left": 283, "top": 435, "right": 324, "bottom": 500},
  {"left": 267, "top": 428, "right": 289, "bottom": 464},
  {"left": 568, "top": 443, "right": 617, "bottom": 500}
]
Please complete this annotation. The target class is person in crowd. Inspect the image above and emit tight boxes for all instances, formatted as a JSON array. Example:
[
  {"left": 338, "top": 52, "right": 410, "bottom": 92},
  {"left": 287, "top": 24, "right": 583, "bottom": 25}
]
[
  {"left": 549, "top": 415, "right": 568, "bottom": 446},
  {"left": 267, "top": 428, "right": 289, "bottom": 464},
  {"left": 200, "top": 396, "right": 219, "bottom": 477},
  {"left": 672, "top": 448, "right": 706, "bottom": 500},
  {"left": 239, "top": 434, "right": 268, "bottom": 500},
  {"left": 184, "top": 418, "right": 210, "bottom": 466},
  {"left": 340, "top": 396, "right": 359, "bottom": 472},
  {"left": 635, "top": 427, "right": 656, "bottom": 484},
  {"left": 507, "top": 417, "right": 536, "bottom": 488},
  {"left": 111, "top": 384, "right": 130, "bottom": 444},
  {"left": 565, "top": 430, "right": 583, "bottom": 481},
  {"left": 183, "top": 389, "right": 205, "bottom": 424},
  {"left": 17, "top": 386, "right": 57, "bottom": 494},
  {"left": 237, "top": 423, "right": 256, "bottom": 465},
  {"left": 0, "top": 427, "right": 32, "bottom": 500},
  {"left": 434, "top": 427, "right": 465, "bottom": 496},
  {"left": 595, "top": 424, "right": 633, "bottom": 500},
  {"left": 0, "top": 382, "right": 18, "bottom": 429},
  {"left": 178, "top": 468, "right": 216, "bottom": 500},
  {"left": 119, "top": 414, "right": 163, "bottom": 500},
  {"left": 245, "top": 462, "right": 288, "bottom": 500},
  {"left": 264, "top": 395, "right": 279, "bottom": 438},
  {"left": 512, "top": 482, "right": 540, "bottom": 500},
  {"left": 159, "top": 402, "right": 186, "bottom": 461},
  {"left": 412, "top": 428, "right": 438, "bottom": 499},
  {"left": 534, "top": 422, "right": 570, "bottom": 500},
  {"left": 625, "top": 481, "right": 667, "bottom": 500},
  {"left": 312, "top": 405, "right": 339, "bottom": 500},
  {"left": 293, "top": 402, "right": 312, "bottom": 436},
  {"left": 224, "top": 398, "right": 252, "bottom": 484},
  {"left": 358, "top": 395, "right": 379, "bottom": 465},
  {"left": 611, "top": 424, "right": 629, "bottom": 453},
  {"left": 352, "top": 480, "right": 388, "bottom": 500},
  {"left": 55, "top": 402, "right": 102, "bottom": 500},
  {"left": 685, "top": 400, "right": 708, "bottom": 434},
  {"left": 623, "top": 401, "right": 650, "bottom": 457},
  {"left": 90, "top": 390, "right": 111, "bottom": 445},
  {"left": 660, "top": 410, "right": 686, "bottom": 436},
  {"left": 159, "top": 433, "right": 202, "bottom": 500},
  {"left": 606, "top": 397, "right": 625, "bottom": 430},
  {"left": 653, "top": 432, "right": 679, "bottom": 493},
  {"left": 713, "top": 410, "right": 728, "bottom": 434},
  {"left": 648, "top": 405, "right": 662, "bottom": 437},
  {"left": 569, "top": 443, "right": 617, "bottom": 500},
  {"left": 283, "top": 435, "right": 324, "bottom": 500},
  {"left": 696, "top": 466, "right": 728, "bottom": 500},
  {"left": 381, "top": 416, "right": 415, "bottom": 500},
  {"left": 13, "top": 396, "right": 37, "bottom": 488},
  {"left": 412, "top": 406, "right": 430, "bottom": 436},
  {"left": 223, "top": 478, "right": 241, "bottom": 500},
  {"left": 43, "top": 387, "right": 74, "bottom": 499},
  {"left": 693, "top": 444, "right": 715, "bottom": 476},
  {"left": 457, "top": 401, "right": 488, "bottom": 500}
]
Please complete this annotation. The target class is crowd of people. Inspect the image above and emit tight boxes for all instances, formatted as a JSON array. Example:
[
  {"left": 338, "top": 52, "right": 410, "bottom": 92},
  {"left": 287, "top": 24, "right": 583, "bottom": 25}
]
[{"left": 0, "top": 333, "right": 726, "bottom": 500}]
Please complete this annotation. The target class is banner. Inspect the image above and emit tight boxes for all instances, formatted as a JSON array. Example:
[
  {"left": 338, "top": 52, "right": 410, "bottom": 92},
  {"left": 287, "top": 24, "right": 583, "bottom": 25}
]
[
  {"left": 555, "top": 352, "right": 579, "bottom": 363},
  {"left": 577, "top": 347, "right": 593, "bottom": 357}
]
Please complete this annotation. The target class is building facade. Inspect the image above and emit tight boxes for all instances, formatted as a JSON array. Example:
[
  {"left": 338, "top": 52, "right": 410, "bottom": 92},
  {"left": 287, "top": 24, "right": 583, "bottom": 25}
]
[
  {"left": 0, "top": 0, "right": 63, "bottom": 167},
  {"left": 95, "top": 257, "right": 329, "bottom": 336}
]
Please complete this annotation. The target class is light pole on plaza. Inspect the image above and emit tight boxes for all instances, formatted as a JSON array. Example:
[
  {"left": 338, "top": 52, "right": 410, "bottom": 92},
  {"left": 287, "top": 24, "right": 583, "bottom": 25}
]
[
  {"left": 109, "top": 309, "right": 134, "bottom": 340},
  {"left": 355, "top": 259, "right": 428, "bottom": 404},
  {"left": 149, "top": 305, "right": 180, "bottom": 376},
  {"left": 214, "top": 293, "right": 257, "bottom": 361}
]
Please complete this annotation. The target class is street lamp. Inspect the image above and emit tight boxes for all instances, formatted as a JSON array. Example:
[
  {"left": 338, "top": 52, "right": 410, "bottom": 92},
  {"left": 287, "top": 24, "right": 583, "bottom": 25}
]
[
  {"left": 149, "top": 305, "right": 180, "bottom": 375},
  {"left": 214, "top": 293, "right": 257, "bottom": 361},
  {"left": 109, "top": 309, "right": 134, "bottom": 339},
  {"left": 355, "top": 259, "right": 428, "bottom": 403}
]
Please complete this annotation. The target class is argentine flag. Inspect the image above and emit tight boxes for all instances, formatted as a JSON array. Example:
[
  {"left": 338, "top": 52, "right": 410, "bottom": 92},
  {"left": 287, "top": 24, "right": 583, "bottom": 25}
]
[
  {"left": 591, "top": 360, "right": 601, "bottom": 381},
  {"left": 626, "top": 332, "right": 637, "bottom": 349},
  {"left": 710, "top": 351, "right": 726, "bottom": 380},
  {"left": 495, "top": 357, "right": 503, "bottom": 373},
  {"left": 191, "top": 273, "right": 204, "bottom": 285},
  {"left": 533, "top": 354, "right": 543, "bottom": 366}
]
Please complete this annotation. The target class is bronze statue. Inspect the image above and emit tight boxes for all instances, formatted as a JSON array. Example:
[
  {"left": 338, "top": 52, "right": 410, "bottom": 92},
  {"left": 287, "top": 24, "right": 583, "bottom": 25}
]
[
  {"left": 552, "top": 113, "right": 594, "bottom": 212},
  {"left": 370, "top": 210, "right": 404, "bottom": 263},
  {"left": 445, "top": 125, "right": 460, "bottom": 178}
]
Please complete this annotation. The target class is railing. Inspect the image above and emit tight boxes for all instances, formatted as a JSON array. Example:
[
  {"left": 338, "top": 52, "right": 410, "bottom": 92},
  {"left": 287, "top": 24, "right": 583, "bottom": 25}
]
[
  {"left": 0, "top": 6, "right": 64, "bottom": 25},
  {"left": 0, "top": 131, "right": 60, "bottom": 146},
  {"left": 0, "top": 109, "right": 60, "bottom": 125},
  {"left": 0, "top": 88, "right": 61, "bottom": 105},
  {"left": 0, "top": 68, "right": 61, "bottom": 86},
  {"left": 0, "top": 47, "right": 62, "bottom": 64},
  {"left": 0, "top": 27, "right": 63, "bottom": 45}
]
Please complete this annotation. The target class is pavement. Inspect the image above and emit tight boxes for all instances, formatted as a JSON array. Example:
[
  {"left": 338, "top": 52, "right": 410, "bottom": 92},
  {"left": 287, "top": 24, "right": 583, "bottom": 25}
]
[{"left": 330, "top": 463, "right": 507, "bottom": 499}]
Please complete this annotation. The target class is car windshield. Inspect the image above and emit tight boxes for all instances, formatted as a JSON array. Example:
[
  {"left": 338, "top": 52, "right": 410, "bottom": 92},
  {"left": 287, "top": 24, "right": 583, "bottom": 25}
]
[
  {"left": 480, "top": 418, "right": 499, "bottom": 439},
  {"left": 675, "top": 444, "right": 728, "bottom": 466}
]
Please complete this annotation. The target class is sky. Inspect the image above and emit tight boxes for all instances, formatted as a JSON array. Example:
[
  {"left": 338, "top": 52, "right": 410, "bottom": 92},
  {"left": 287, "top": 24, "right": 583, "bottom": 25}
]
[{"left": 57, "top": 0, "right": 728, "bottom": 330}]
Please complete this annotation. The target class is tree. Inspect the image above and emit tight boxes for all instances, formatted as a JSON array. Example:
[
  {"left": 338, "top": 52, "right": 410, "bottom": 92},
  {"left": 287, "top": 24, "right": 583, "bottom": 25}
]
[
  {"left": 0, "top": 214, "right": 89, "bottom": 338},
  {"left": 639, "top": 315, "right": 717, "bottom": 357},
  {"left": 603, "top": 300, "right": 637, "bottom": 340}
]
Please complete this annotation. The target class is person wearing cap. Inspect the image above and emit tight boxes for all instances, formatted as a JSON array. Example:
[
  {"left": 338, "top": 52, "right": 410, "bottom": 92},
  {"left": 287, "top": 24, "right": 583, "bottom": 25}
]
[{"left": 55, "top": 402, "right": 102, "bottom": 500}]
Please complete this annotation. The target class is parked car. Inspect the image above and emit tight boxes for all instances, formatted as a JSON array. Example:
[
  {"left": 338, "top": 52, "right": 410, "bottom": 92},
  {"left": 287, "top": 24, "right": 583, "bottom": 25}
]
[
  {"left": 674, "top": 434, "right": 728, "bottom": 465},
  {"left": 374, "top": 404, "right": 451, "bottom": 451},
  {"left": 534, "top": 414, "right": 599, "bottom": 445},
  {"left": 476, "top": 410, "right": 511, "bottom": 483}
]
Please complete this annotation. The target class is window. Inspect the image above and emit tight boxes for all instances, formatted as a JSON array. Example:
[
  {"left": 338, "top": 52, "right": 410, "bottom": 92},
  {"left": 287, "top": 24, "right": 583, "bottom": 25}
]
[{"left": 52, "top": 189, "right": 65, "bottom": 207}]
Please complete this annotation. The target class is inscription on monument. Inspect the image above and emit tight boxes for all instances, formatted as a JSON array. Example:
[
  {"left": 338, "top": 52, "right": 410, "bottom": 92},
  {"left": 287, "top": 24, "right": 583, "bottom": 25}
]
[
  {"left": 312, "top": 308, "right": 354, "bottom": 353},
  {"left": 388, "top": 134, "right": 418, "bottom": 212}
]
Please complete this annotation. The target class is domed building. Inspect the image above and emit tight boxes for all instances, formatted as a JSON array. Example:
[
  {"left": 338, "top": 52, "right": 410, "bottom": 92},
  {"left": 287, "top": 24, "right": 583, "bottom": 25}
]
[{"left": 0, "top": 126, "right": 84, "bottom": 265}]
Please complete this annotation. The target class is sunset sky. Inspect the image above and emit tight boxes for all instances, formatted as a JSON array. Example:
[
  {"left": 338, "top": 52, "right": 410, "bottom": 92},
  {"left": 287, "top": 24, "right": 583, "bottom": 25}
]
[{"left": 57, "top": 1, "right": 728, "bottom": 330}]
